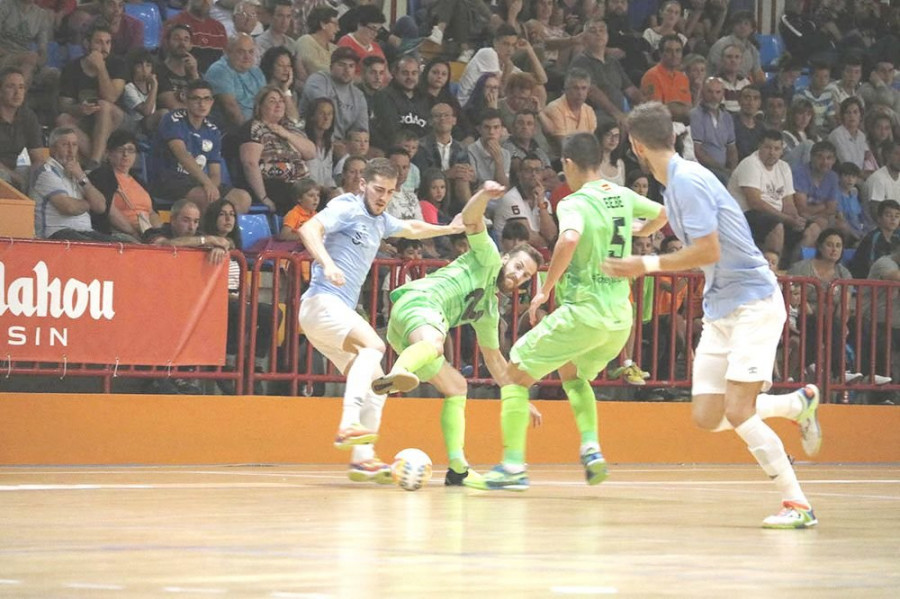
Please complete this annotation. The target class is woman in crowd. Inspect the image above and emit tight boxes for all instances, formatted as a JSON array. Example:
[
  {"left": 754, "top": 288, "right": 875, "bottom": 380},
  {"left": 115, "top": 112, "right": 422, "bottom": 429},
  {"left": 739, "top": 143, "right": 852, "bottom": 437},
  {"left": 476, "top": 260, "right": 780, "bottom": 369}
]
[
  {"left": 828, "top": 97, "right": 875, "bottom": 174},
  {"left": 682, "top": 54, "right": 707, "bottom": 106},
  {"left": 418, "top": 58, "right": 470, "bottom": 140},
  {"left": 304, "top": 97, "right": 337, "bottom": 190},
  {"left": 787, "top": 228, "right": 857, "bottom": 384},
  {"left": 238, "top": 86, "right": 315, "bottom": 215},
  {"left": 597, "top": 121, "right": 626, "bottom": 186},
  {"left": 259, "top": 46, "right": 300, "bottom": 123},
  {"left": 334, "top": 154, "right": 366, "bottom": 197},
  {"left": 200, "top": 198, "right": 277, "bottom": 386},
  {"left": 866, "top": 112, "right": 895, "bottom": 169},
  {"left": 644, "top": 0, "right": 688, "bottom": 55},
  {"left": 87, "top": 129, "right": 161, "bottom": 239},
  {"left": 782, "top": 98, "right": 820, "bottom": 168},
  {"left": 462, "top": 73, "right": 502, "bottom": 140}
]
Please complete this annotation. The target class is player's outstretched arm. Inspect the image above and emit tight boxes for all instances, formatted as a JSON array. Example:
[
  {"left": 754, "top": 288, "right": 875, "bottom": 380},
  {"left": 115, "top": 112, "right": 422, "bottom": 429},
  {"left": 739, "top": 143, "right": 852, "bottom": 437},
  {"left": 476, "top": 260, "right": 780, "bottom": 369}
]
[
  {"left": 632, "top": 207, "right": 668, "bottom": 237},
  {"left": 529, "top": 228, "right": 580, "bottom": 325},
  {"left": 299, "top": 218, "right": 345, "bottom": 286},
  {"left": 461, "top": 181, "right": 507, "bottom": 234},
  {"left": 602, "top": 231, "right": 721, "bottom": 278},
  {"left": 392, "top": 216, "right": 466, "bottom": 240}
]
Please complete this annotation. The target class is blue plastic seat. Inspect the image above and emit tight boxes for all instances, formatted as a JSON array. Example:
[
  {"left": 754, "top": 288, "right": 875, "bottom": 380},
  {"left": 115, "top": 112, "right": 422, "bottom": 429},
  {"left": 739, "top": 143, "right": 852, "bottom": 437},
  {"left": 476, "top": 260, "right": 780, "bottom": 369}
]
[
  {"left": 124, "top": 2, "right": 162, "bottom": 50},
  {"left": 237, "top": 213, "right": 272, "bottom": 252},
  {"left": 794, "top": 73, "right": 810, "bottom": 92},
  {"left": 800, "top": 247, "right": 816, "bottom": 260},
  {"left": 45, "top": 41, "right": 65, "bottom": 69},
  {"left": 841, "top": 247, "right": 856, "bottom": 266},
  {"left": 757, "top": 34, "right": 784, "bottom": 72}
]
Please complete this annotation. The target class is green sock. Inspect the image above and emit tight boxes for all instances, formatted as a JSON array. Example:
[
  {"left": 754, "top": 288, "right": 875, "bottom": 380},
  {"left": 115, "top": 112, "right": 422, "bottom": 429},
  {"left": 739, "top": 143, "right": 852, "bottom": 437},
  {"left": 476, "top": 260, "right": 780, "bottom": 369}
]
[
  {"left": 393, "top": 340, "right": 439, "bottom": 375},
  {"left": 500, "top": 384, "right": 530, "bottom": 466},
  {"left": 442, "top": 395, "right": 467, "bottom": 473},
  {"left": 563, "top": 378, "right": 599, "bottom": 446}
]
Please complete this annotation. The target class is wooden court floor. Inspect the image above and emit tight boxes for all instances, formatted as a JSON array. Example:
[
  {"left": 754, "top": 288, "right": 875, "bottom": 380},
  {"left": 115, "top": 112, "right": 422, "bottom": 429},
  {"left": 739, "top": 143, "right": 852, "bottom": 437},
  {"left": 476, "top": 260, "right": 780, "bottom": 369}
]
[{"left": 1, "top": 464, "right": 898, "bottom": 597}]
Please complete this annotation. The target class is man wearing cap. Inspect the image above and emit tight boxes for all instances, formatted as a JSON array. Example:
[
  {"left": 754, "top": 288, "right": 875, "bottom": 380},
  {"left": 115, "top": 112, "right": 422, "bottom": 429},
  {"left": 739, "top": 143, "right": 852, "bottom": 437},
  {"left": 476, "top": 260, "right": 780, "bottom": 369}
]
[{"left": 299, "top": 46, "right": 369, "bottom": 141}]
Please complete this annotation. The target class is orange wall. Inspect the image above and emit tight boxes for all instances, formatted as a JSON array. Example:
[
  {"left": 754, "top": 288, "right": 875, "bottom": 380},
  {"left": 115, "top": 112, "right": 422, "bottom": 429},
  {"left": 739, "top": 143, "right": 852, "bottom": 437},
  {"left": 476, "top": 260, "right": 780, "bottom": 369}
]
[{"left": 2, "top": 393, "right": 899, "bottom": 465}]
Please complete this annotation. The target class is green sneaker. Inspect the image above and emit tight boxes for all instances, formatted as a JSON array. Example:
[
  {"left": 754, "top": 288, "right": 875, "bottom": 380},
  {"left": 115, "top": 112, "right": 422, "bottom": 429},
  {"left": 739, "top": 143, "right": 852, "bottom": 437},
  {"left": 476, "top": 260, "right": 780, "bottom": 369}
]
[
  {"left": 581, "top": 450, "right": 609, "bottom": 486},
  {"left": 463, "top": 465, "right": 529, "bottom": 491},
  {"left": 762, "top": 501, "right": 818, "bottom": 529},
  {"left": 795, "top": 384, "right": 822, "bottom": 457}
]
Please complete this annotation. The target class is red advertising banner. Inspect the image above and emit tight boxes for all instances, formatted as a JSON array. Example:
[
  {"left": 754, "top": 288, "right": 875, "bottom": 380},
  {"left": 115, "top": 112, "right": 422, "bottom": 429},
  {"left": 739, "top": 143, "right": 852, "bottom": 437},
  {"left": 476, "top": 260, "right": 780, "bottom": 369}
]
[{"left": 1, "top": 240, "right": 228, "bottom": 365}]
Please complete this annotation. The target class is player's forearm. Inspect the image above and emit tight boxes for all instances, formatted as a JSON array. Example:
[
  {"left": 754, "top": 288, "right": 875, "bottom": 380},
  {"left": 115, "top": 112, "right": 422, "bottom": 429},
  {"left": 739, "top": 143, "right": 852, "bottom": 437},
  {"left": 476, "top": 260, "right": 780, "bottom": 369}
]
[
  {"left": 397, "top": 220, "right": 459, "bottom": 240},
  {"left": 541, "top": 229, "right": 579, "bottom": 294},
  {"left": 633, "top": 210, "right": 668, "bottom": 237},
  {"left": 659, "top": 235, "right": 719, "bottom": 272},
  {"left": 461, "top": 189, "right": 491, "bottom": 230}
]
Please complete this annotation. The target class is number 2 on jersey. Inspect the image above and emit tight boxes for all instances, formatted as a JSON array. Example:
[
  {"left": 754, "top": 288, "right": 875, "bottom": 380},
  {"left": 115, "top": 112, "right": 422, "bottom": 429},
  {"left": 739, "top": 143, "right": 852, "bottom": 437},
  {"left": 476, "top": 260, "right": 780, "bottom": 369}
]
[{"left": 461, "top": 288, "right": 486, "bottom": 321}]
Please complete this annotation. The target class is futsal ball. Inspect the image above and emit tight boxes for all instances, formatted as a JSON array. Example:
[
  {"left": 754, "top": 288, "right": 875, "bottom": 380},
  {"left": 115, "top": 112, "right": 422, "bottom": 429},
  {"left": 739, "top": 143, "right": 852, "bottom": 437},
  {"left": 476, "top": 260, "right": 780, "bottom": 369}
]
[{"left": 391, "top": 448, "right": 433, "bottom": 491}]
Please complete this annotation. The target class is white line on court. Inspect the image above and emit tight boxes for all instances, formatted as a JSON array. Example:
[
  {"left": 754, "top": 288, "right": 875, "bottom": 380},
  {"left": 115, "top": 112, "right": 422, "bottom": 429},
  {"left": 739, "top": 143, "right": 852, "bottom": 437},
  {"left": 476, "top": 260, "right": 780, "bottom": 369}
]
[
  {"left": 162, "top": 587, "right": 227, "bottom": 594},
  {"left": 270, "top": 592, "right": 332, "bottom": 598},
  {"left": 551, "top": 585, "right": 618, "bottom": 594},
  {"left": 0, "top": 580, "right": 22, "bottom": 585},
  {"left": 63, "top": 582, "right": 124, "bottom": 590}
]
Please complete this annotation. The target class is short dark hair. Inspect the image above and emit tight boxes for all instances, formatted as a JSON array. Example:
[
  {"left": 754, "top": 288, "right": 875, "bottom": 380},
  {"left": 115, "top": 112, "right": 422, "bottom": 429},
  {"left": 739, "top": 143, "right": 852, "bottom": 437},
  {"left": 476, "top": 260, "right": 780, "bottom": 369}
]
[
  {"left": 839, "top": 96, "right": 864, "bottom": 117},
  {"left": 478, "top": 107, "right": 503, "bottom": 125},
  {"left": 501, "top": 220, "right": 530, "bottom": 242},
  {"left": 729, "top": 10, "right": 756, "bottom": 28},
  {"left": 660, "top": 235, "right": 681, "bottom": 253},
  {"left": 165, "top": 23, "right": 191, "bottom": 41},
  {"left": 386, "top": 146, "right": 410, "bottom": 160},
  {"left": 392, "top": 128, "right": 419, "bottom": 144},
  {"left": 810, "top": 140, "right": 837, "bottom": 157},
  {"left": 343, "top": 154, "right": 367, "bottom": 173},
  {"left": 564, "top": 67, "right": 592, "bottom": 88},
  {"left": 626, "top": 101, "right": 674, "bottom": 150},
  {"left": 658, "top": 33, "right": 683, "bottom": 51},
  {"left": 307, "top": 6, "right": 338, "bottom": 33},
  {"left": 357, "top": 4, "right": 386, "bottom": 27},
  {"left": 494, "top": 23, "right": 518, "bottom": 40},
  {"left": 107, "top": 128, "right": 137, "bottom": 150},
  {"left": 186, "top": 79, "right": 213, "bottom": 94},
  {"left": 759, "top": 129, "right": 783, "bottom": 145},
  {"left": 836, "top": 161, "right": 861, "bottom": 177},
  {"left": 363, "top": 157, "right": 399, "bottom": 182},
  {"left": 396, "top": 238, "right": 422, "bottom": 253},
  {"left": 878, "top": 199, "right": 900, "bottom": 217},
  {"left": 842, "top": 55, "right": 863, "bottom": 68},
  {"left": 562, "top": 132, "right": 603, "bottom": 171},
  {"left": 814, "top": 228, "right": 844, "bottom": 259},
  {"left": 85, "top": 20, "right": 112, "bottom": 43},
  {"left": 0, "top": 66, "right": 24, "bottom": 86},
  {"left": 361, "top": 55, "right": 387, "bottom": 70},
  {"left": 126, "top": 47, "right": 155, "bottom": 76},
  {"left": 260, "top": 46, "right": 295, "bottom": 82}
]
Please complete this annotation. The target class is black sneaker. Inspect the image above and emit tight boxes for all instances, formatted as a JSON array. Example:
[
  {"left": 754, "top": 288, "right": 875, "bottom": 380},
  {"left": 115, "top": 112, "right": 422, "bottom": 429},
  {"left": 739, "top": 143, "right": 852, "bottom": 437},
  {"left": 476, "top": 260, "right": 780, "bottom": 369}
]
[{"left": 444, "top": 468, "right": 469, "bottom": 486}]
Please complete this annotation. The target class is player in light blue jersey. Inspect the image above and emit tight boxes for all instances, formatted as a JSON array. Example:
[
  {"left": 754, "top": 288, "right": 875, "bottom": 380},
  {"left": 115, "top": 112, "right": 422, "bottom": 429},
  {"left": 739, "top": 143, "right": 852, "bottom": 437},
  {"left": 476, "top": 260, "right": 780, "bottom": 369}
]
[
  {"left": 604, "top": 102, "right": 822, "bottom": 529},
  {"left": 299, "top": 158, "right": 463, "bottom": 484}
]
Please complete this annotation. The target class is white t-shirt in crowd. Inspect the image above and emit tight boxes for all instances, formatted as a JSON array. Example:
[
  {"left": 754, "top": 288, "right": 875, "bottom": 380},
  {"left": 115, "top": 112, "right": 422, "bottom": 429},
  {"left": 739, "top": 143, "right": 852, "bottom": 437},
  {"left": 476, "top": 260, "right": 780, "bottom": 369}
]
[{"left": 727, "top": 151, "right": 795, "bottom": 212}]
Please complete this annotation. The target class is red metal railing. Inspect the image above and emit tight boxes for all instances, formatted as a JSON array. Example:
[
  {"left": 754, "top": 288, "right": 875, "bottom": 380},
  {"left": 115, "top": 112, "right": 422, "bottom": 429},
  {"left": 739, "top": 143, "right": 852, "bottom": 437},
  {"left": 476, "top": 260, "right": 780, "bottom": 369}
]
[{"left": 5, "top": 248, "right": 898, "bottom": 403}]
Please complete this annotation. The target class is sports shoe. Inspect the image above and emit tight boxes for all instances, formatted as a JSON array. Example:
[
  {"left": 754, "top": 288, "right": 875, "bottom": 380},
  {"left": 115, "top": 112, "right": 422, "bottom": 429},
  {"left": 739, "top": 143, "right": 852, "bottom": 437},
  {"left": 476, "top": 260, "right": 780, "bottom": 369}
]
[
  {"left": 371, "top": 369, "right": 420, "bottom": 395},
  {"left": 844, "top": 371, "right": 864, "bottom": 384},
  {"left": 445, "top": 467, "right": 482, "bottom": 486},
  {"left": 581, "top": 450, "right": 609, "bottom": 486},
  {"left": 426, "top": 25, "right": 443, "bottom": 45},
  {"left": 333, "top": 423, "right": 378, "bottom": 449},
  {"left": 795, "top": 384, "right": 822, "bottom": 457},
  {"left": 873, "top": 374, "right": 892, "bottom": 385},
  {"left": 463, "top": 465, "right": 528, "bottom": 491},
  {"left": 457, "top": 49, "right": 475, "bottom": 63},
  {"left": 610, "top": 363, "right": 649, "bottom": 385},
  {"left": 348, "top": 458, "right": 393, "bottom": 484},
  {"left": 761, "top": 501, "right": 818, "bottom": 529}
]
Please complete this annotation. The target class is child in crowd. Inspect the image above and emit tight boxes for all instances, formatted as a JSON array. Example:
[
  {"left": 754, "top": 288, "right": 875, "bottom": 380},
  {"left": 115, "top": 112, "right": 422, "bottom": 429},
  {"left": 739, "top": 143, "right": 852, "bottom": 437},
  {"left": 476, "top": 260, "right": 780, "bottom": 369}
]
[
  {"left": 121, "top": 48, "right": 159, "bottom": 133},
  {"left": 333, "top": 128, "right": 370, "bottom": 179},
  {"left": 395, "top": 129, "right": 421, "bottom": 193},
  {"left": 763, "top": 249, "right": 784, "bottom": 275},
  {"left": 500, "top": 219, "right": 530, "bottom": 253},
  {"left": 448, "top": 233, "right": 470, "bottom": 259},
  {"left": 834, "top": 161, "right": 870, "bottom": 245},
  {"left": 278, "top": 178, "right": 321, "bottom": 241}
]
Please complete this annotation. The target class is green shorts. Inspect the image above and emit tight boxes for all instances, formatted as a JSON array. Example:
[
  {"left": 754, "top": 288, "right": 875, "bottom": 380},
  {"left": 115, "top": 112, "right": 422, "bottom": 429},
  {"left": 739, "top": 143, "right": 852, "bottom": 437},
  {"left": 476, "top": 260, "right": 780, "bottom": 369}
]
[
  {"left": 510, "top": 304, "right": 631, "bottom": 381},
  {"left": 386, "top": 292, "right": 449, "bottom": 382}
]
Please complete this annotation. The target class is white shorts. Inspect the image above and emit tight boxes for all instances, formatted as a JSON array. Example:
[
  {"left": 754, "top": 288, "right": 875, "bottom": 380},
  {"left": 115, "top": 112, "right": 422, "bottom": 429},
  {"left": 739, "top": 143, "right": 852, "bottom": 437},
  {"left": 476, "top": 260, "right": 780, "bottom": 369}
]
[
  {"left": 692, "top": 292, "right": 786, "bottom": 395},
  {"left": 299, "top": 293, "right": 371, "bottom": 374}
]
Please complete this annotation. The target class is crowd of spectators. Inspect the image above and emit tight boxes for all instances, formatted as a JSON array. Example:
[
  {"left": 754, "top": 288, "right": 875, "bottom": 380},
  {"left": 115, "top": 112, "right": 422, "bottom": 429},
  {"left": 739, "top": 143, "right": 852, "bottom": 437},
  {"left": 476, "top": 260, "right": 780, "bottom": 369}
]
[{"left": 2, "top": 0, "right": 900, "bottom": 398}]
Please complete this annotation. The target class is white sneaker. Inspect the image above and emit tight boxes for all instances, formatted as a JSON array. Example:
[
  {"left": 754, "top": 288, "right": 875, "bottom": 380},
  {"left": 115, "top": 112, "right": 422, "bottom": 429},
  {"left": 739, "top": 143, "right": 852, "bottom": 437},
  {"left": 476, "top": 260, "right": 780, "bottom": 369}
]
[
  {"left": 844, "top": 371, "right": 864, "bottom": 384},
  {"left": 426, "top": 25, "right": 443, "bottom": 45},
  {"left": 795, "top": 384, "right": 822, "bottom": 457},
  {"left": 457, "top": 48, "right": 475, "bottom": 63},
  {"left": 873, "top": 374, "right": 892, "bottom": 385}
]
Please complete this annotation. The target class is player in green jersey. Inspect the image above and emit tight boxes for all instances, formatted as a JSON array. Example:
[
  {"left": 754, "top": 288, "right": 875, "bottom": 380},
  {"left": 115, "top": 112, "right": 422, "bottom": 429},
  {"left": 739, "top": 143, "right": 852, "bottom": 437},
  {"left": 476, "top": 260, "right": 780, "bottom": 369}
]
[
  {"left": 466, "top": 132, "right": 669, "bottom": 491},
  {"left": 372, "top": 181, "right": 544, "bottom": 486}
]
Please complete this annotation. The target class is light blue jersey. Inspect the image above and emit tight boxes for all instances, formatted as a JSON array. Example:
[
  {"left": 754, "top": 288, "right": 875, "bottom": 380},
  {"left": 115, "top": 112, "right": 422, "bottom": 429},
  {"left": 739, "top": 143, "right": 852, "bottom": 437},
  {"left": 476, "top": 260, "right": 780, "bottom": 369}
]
[
  {"left": 663, "top": 155, "right": 777, "bottom": 321},
  {"left": 302, "top": 193, "right": 404, "bottom": 309}
]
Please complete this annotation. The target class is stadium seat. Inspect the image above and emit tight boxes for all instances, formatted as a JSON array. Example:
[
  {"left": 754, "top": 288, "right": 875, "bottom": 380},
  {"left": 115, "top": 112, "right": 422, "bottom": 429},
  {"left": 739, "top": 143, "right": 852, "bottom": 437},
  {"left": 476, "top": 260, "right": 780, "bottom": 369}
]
[
  {"left": 801, "top": 247, "right": 816, "bottom": 260},
  {"left": 125, "top": 2, "right": 162, "bottom": 50},
  {"left": 842, "top": 248, "right": 856, "bottom": 266},
  {"left": 237, "top": 213, "right": 272, "bottom": 252},
  {"left": 757, "top": 34, "right": 784, "bottom": 72},
  {"left": 166, "top": 7, "right": 183, "bottom": 21},
  {"left": 45, "top": 41, "right": 65, "bottom": 69}
]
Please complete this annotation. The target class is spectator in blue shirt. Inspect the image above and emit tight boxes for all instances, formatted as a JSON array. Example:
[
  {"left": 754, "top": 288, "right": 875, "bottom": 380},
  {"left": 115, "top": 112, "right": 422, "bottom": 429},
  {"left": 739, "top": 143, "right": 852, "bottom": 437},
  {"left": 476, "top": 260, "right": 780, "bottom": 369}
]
[
  {"left": 205, "top": 33, "right": 266, "bottom": 132},
  {"left": 151, "top": 79, "right": 251, "bottom": 213},
  {"left": 690, "top": 76, "right": 737, "bottom": 182}
]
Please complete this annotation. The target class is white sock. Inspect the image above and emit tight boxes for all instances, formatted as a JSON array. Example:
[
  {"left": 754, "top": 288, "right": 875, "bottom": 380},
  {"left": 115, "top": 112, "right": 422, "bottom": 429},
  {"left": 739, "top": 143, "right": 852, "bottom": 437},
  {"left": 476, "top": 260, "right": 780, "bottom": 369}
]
[
  {"left": 580, "top": 442, "right": 601, "bottom": 455},
  {"left": 360, "top": 389, "right": 387, "bottom": 433},
  {"left": 735, "top": 415, "right": 808, "bottom": 506},
  {"left": 502, "top": 462, "right": 526, "bottom": 474},
  {"left": 351, "top": 443, "right": 375, "bottom": 463},
  {"left": 757, "top": 391, "right": 803, "bottom": 420},
  {"left": 339, "top": 347, "right": 384, "bottom": 429},
  {"left": 622, "top": 359, "right": 634, "bottom": 368}
]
